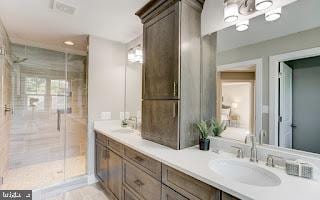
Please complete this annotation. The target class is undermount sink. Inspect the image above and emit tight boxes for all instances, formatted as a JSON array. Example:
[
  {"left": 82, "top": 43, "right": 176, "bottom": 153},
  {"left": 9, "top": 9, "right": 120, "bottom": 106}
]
[
  {"left": 111, "top": 128, "right": 134, "bottom": 134},
  {"left": 208, "top": 159, "right": 281, "bottom": 187}
]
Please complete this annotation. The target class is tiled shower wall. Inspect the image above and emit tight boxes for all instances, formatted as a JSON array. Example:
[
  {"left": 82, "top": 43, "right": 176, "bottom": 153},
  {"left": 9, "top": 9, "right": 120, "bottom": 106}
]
[
  {"left": 9, "top": 44, "right": 87, "bottom": 169},
  {"left": 0, "top": 18, "right": 11, "bottom": 182}
]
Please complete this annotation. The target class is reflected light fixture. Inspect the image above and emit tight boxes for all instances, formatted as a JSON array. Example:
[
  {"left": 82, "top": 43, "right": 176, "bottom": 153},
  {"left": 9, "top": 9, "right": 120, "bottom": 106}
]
[
  {"left": 128, "top": 45, "right": 143, "bottom": 63},
  {"left": 255, "top": 0, "right": 273, "bottom": 11},
  {"left": 265, "top": 7, "right": 282, "bottom": 21},
  {"left": 236, "top": 20, "right": 249, "bottom": 31},
  {"left": 224, "top": 0, "right": 239, "bottom": 23},
  {"left": 64, "top": 41, "right": 74, "bottom": 46}
]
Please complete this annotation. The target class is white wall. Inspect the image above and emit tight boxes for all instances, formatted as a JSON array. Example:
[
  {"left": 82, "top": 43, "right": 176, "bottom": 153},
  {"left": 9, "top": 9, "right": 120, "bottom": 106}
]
[{"left": 87, "top": 36, "right": 126, "bottom": 180}]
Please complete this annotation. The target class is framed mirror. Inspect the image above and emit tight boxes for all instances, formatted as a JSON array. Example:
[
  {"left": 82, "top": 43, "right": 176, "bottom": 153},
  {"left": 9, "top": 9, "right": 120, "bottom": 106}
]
[{"left": 211, "top": 0, "right": 320, "bottom": 155}]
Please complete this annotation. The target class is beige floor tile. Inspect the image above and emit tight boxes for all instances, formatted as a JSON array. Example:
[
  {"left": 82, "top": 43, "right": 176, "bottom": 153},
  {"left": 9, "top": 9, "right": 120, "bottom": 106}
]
[{"left": 46, "top": 184, "right": 111, "bottom": 200}]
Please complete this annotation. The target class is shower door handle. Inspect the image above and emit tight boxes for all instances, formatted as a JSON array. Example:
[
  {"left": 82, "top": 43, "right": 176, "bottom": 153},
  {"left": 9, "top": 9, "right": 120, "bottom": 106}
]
[
  {"left": 57, "top": 110, "right": 61, "bottom": 131},
  {"left": 57, "top": 108, "right": 72, "bottom": 131}
]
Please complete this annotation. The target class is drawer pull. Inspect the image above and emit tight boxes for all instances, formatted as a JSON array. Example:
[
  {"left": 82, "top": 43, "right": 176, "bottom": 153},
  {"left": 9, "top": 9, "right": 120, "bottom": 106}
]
[
  {"left": 173, "top": 81, "right": 177, "bottom": 96},
  {"left": 134, "top": 179, "right": 144, "bottom": 187},
  {"left": 134, "top": 156, "right": 144, "bottom": 162}
]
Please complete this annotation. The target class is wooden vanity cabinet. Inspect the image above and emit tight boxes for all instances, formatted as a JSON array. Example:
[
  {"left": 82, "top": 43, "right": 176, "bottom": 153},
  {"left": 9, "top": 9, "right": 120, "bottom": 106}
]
[
  {"left": 95, "top": 133, "right": 123, "bottom": 200},
  {"left": 95, "top": 141, "right": 108, "bottom": 184},
  {"left": 142, "top": 2, "right": 179, "bottom": 100},
  {"left": 95, "top": 132, "right": 240, "bottom": 200},
  {"left": 142, "top": 100, "right": 179, "bottom": 149},
  {"left": 137, "top": 0, "right": 204, "bottom": 150}
]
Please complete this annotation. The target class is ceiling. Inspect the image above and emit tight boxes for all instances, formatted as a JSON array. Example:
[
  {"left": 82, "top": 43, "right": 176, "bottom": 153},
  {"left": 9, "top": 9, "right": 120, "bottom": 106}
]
[{"left": 0, "top": 0, "right": 148, "bottom": 52}]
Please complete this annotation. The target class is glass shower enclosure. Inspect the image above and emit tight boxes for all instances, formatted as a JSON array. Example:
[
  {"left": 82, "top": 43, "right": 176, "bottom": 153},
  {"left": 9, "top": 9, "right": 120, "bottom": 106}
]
[{"left": 0, "top": 44, "right": 88, "bottom": 190}]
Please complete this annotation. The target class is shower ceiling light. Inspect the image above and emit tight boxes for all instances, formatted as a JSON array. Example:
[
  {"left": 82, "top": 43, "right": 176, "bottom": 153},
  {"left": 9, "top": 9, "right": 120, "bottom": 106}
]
[
  {"left": 224, "top": 2, "right": 239, "bottom": 23},
  {"left": 236, "top": 20, "right": 249, "bottom": 31},
  {"left": 265, "top": 7, "right": 281, "bottom": 21},
  {"left": 255, "top": 0, "right": 273, "bottom": 11},
  {"left": 64, "top": 41, "right": 74, "bottom": 46}
]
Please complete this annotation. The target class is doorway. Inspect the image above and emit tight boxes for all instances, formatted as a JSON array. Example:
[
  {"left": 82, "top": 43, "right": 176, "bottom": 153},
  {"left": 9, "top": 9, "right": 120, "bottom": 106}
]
[
  {"left": 216, "top": 58, "right": 263, "bottom": 142},
  {"left": 277, "top": 56, "right": 320, "bottom": 154}
]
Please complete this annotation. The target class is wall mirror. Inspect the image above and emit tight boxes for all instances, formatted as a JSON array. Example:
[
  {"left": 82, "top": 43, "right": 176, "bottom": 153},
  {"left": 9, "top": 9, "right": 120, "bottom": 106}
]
[
  {"left": 212, "top": 0, "right": 320, "bottom": 155},
  {"left": 124, "top": 38, "right": 142, "bottom": 127}
]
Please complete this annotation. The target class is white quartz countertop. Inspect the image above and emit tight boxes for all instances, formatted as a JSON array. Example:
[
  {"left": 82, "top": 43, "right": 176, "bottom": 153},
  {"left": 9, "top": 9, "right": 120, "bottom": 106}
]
[{"left": 94, "top": 121, "right": 320, "bottom": 200}]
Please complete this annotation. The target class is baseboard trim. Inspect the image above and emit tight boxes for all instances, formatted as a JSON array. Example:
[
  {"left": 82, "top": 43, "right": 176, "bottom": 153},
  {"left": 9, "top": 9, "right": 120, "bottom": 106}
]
[{"left": 32, "top": 175, "right": 89, "bottom": 200}]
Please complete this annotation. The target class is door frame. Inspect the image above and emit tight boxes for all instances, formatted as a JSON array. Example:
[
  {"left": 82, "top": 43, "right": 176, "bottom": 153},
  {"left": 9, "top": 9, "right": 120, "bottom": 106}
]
[
  {"left": 269, "top": 47, "right": 320, "bottom": 145},
  {"left": 216, "top": 58, "right": 263, "bottom": 137}
]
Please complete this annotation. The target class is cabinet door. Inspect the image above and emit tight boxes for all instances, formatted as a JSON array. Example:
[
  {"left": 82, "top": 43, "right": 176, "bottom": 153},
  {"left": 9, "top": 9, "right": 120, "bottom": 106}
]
[
  {"left": 162, "top": 185, "right": 188, "bottom": 200},
  {"left": 95, "top": 142, "right": 108, "bottom": 185},
  {"left": 143, "top": 3, "right": 179, "bottom": 100},
  {"left": 108, "top": 150, "right": 123, "bottom": 200},
  {"left": 142, "top": 100, "right": 179, "bottom": 149}
]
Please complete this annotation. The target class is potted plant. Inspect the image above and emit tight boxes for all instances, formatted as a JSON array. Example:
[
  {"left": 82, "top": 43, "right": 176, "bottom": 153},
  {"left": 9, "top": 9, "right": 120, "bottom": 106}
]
[
  {"left": 195, "top": 120, "right": 213, "bottom": 151},
  {"left": 211, "top": 119, "right": 226, "bottom": 137}
]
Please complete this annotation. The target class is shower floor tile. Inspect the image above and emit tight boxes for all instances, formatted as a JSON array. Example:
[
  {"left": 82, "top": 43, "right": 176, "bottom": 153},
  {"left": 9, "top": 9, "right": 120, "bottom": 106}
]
[{"left": 0, "top": 156, "right": 86, "bottom": 190}]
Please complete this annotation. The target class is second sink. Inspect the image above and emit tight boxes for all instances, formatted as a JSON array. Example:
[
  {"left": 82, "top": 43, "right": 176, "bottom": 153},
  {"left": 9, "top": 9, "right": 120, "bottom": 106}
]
[{"left": 208, "top": 159, "right": 281, "bottom": 187}]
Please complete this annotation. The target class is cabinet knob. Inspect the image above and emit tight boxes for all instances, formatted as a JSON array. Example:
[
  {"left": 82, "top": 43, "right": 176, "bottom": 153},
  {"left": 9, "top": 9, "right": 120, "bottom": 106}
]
[{"left": 172, "top": 102, "right": 177, "bottom": 118}]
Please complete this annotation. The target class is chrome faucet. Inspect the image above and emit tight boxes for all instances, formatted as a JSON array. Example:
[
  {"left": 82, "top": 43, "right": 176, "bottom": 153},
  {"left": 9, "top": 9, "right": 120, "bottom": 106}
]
[
  {"left": 232, "top": 146, "right": 244, "bottom": 159},
  {"left": 249, "top": 135, "right": 258, "bottom": 162},
  {"left": 266, "top": 154, "right": 283, "bottom": 167}
]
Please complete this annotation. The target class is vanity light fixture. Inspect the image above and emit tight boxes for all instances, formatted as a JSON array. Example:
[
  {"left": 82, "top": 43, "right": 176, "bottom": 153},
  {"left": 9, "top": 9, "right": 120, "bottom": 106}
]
[
  {"left": 255, "top": 0, "right": 273, "bottom": 11},
  {"left": 236, "top": 20, "right": 249, "bottom": 31},
  {"left": 265, "top": 7, "right": 281, "bottom": 21},
  {"left": 224, "top": 0, "right": 239, "bottom": 23},
  {"left": 64, "top": 41, "right": 74, "bottom": 46}
]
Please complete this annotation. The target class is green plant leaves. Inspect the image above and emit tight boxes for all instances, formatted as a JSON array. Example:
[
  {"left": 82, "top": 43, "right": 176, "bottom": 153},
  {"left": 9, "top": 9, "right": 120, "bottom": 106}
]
[{"left": 195, "top": 119, "right": 227, "bottom": 138}]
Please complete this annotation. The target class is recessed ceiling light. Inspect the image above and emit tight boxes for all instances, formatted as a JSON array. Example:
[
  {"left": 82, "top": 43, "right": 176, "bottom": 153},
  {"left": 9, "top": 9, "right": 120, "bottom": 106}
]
[
  {"left": 255, "top": 0, "right": 273, "bottom": 11},
  {"left": 64, "top": 41, "right": 74, "bottom": 46},
  {"left": 236, "top": 20, "right": 249, "bottom": 31},
  {"left": 265, "top": 7, "right": 282, "bottom": 21},
  {"left": 224, "top": 3, "right": 239, "bottom": 23}
]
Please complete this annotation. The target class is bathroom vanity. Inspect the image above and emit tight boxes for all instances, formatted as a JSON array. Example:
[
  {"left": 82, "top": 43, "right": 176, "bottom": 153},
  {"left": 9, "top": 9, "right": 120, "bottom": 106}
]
[
  {"left": 95, "top": 126, "right": 237, "bottom": 200},
  {"left": 94, "top": 121, "right": 320, "bottom": 200}
]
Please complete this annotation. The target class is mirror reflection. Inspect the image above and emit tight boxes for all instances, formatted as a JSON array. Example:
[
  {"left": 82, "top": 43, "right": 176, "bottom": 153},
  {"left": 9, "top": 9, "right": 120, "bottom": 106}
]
[
  {"left": 214, "top": 0, "right": 320, "bottom": 154},
  {"left": 125, "top": 37, "right": 143, "bottom": 129},
  {"left": 217, "top": 66, "right": 256, "bottom": 143}
]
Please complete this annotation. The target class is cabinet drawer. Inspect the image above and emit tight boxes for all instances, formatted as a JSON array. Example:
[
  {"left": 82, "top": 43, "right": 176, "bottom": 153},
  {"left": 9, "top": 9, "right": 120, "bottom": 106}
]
[
  {"left": 162, "top": 165, "right": 220, "bottom": 200},
  {"left": 123, "top": 160, "right": 161, "bottom": 200},
  {"left": 221, "top": 192, "right": 240, "bottom": 200},
  {"left": 96, "top": 132, "right": 108, "bottom": 145},
  {"left": 122, "top": 186, "right": 141, "bottom": 200},
  {"left": 107, "top": 137, "right": 123, "bottom": 155},
  {"left": 162, "top": 184, "right": 188, "bottom": 200},
  {"left": 124, "top": 146, "right": 161, "bottom": 180}
]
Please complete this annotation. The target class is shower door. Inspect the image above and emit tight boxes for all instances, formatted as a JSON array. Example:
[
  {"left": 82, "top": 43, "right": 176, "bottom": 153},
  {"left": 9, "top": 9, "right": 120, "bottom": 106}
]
[{"left": 1, "top": 44, "right": 87, "bottom": 190}]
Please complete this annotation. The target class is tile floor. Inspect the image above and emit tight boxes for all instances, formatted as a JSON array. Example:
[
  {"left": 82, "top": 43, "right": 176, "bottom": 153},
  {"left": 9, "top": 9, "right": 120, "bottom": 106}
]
[
  {"left": 0, "top": 156, "right": 86, "bottom": 190},
  {"left": 46, "top": 184, "right": 110, "bottom": 200}
]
